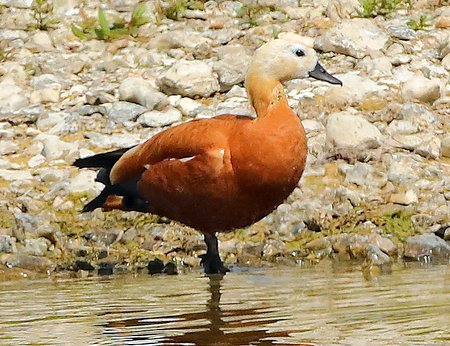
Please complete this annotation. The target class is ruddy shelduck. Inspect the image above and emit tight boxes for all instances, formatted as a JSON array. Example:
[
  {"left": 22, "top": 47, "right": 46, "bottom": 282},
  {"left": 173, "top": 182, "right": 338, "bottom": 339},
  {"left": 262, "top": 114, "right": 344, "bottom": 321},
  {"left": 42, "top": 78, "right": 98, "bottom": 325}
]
[{"left": 74, "top": 34, "right": 342, "bottom": 274}]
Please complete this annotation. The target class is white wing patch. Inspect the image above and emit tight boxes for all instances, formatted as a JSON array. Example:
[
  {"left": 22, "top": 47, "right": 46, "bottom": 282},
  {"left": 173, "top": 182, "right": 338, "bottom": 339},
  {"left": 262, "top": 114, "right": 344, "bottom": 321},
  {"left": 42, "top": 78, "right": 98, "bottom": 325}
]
[{"left": 178, "top": 156, "right": 196, "bottom": 162}]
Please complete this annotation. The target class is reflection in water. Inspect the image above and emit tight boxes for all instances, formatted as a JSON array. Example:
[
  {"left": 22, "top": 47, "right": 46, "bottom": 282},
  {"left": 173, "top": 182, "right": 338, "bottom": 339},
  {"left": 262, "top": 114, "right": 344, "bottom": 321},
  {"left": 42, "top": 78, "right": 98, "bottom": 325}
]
[
  {"left": 103, "top": 274, "right": 298, "bottom": 345},
  {"left": 0, "top": 263, "right": 449, "bottom": 345}
]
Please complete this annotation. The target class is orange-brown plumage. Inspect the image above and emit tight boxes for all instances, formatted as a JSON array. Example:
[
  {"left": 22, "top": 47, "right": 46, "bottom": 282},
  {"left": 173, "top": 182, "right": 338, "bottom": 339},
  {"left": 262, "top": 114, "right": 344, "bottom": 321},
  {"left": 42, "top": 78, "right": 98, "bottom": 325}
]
[{"left": 73, "top": 34, "right": 341, "bottom": 273}]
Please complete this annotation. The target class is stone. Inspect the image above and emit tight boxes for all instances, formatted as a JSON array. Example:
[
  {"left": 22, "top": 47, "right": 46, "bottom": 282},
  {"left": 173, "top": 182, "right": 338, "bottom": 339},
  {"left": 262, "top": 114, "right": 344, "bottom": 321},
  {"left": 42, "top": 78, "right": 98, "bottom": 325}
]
[
  {"left": 138, "top": 106, "right": 182, "bottom": 127},
  {"left": 30, "top": 86, "right": 61, "bottom": 104},
  {"left": 65, "top": 170, "right": 102, "bottom": 195},
  {"left": 29, "top": 31, "right": 53, "bottom": 51},
  {"left": 0, "top": 140, "right": 18, "bottom": 155},
  {"left": 0, "top": 77, "right": 28, "bottom": 112},
  {"left": 214, "top": 45, "right": 252, "bottom": 92},
  {"left": 101, "top": 102, "right": 147, "bottom": 123},
  {"left": 4, "top": 254, "right": 55, "bottom": 273},
  {"left": 326, "top": 0, "right": 362, "bottom": 22},
  {"left": 435, "top": 16, "right": 450, "bottom": 29},
  {"left": 365, "top": 244, "right": 391, "bottom": 266},
  {"left": 442, "top": 53, "right": 450, "bottom": 70},
  {"left": 22, "top": 238, "right": 50, "bottom": 256},
  {"left": 159, "top": 60, "right": 220, "bottom": 98},
  {"left": 398, "top": 103, "right": 438, "bottom": 130},
  {"left": 344, "top": 162, "right": 387, "bottom": 188},
  {"left": 392, "top": 133, "right": 440, "bottom": 159},
  {"left": 386, "top": 120, "right": 418, "bottom": 135},
  {"left": 147, "top": 30, "right": 211, "bottom": 50},
  {"left": 326, "top": 111, "right": 382, "bottom": 150},
  {"left": 389, "top": 190, "right": 418, "bottom": 205},
  {"left": 368, "top": 233, "right": 397, "bottom": 256},
  {"left": 0, "top": 169, "right": 33, "bottom": 181},
  {"left": 315, "top": 18, "right": 389, "bottom": 58},
  {"left": 404, "top": 234, "right": 450, "bottom": 260},
  {"left": 177, "top": 97, "right": 207, "bottom": 117},
  {"left": 84, "top": 132, "right": 141, "bottom": 149},
  {"left": 118, "top": 77, "right": 168, "bottom": 110},
  {"left": 0, "top": 235, "right": 17, "bottom": 253},
  {"left": 401, "top": 74, "right": 441, "bottom": 103},
  {"left": 0, "top": 0, "right": 33, "bottom": 8},
  {"left": 441, "top": 134, "right": 450, "bottom": 158},
  {"left": 34, "top": 134, "right": 79, "bottom": 162},
  {"left": 323, "top": 73, "right": 387, "bottom": 107}
]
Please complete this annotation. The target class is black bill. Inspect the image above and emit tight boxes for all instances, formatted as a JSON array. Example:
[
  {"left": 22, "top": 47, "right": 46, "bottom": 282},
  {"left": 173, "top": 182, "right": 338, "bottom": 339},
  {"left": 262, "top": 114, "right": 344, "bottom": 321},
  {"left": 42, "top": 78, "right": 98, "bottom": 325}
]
[{"left": 308, "top": 62, "right": 342, "bottom": 85}]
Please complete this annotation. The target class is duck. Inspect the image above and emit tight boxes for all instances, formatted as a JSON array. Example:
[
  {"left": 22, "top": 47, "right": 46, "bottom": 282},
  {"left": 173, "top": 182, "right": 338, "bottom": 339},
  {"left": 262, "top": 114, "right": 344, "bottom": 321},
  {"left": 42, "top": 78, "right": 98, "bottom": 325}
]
[{"left": 73, "top": 34, "right": 342, "bottom": 274}]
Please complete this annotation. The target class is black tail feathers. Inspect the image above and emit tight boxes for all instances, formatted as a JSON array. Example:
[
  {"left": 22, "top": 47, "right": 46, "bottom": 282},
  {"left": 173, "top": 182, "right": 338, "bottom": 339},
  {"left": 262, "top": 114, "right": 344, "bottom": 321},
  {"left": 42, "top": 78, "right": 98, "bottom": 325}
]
[
  {"left": 73, "top": 145, "right": 147, "bottom": 213},
  {"left": 73, "top": 146, "right": 134, "bottom": 169}
]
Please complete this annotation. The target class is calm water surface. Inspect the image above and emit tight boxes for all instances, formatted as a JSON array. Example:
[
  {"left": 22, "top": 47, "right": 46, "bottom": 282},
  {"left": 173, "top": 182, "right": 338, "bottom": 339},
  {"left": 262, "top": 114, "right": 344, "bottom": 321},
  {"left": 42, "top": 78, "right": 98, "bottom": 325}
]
[{"left": 0, "top": 262, "right": 448, "bottom": 345}]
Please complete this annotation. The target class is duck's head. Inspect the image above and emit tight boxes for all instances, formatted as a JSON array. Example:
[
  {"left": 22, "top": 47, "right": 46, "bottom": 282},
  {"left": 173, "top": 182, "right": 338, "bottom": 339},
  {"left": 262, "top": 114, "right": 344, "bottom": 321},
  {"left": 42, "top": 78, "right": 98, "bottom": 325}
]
[{"left": 247, "top": 33, "right": 342, "bottom": 85}]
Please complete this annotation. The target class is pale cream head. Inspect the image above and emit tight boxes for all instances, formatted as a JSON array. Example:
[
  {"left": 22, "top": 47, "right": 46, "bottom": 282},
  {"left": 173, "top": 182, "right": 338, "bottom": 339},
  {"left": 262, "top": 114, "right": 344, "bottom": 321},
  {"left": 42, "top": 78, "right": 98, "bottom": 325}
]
[{"left": 245, "top": 33, "right": 341, "bottom": 85}]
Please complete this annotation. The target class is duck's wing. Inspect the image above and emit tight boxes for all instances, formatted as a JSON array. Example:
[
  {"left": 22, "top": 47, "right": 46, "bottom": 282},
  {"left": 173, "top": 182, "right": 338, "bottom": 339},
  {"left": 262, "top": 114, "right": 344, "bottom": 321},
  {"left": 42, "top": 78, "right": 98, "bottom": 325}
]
[{"left": 76, "top": 115, "right": 249, "bottom": 213}]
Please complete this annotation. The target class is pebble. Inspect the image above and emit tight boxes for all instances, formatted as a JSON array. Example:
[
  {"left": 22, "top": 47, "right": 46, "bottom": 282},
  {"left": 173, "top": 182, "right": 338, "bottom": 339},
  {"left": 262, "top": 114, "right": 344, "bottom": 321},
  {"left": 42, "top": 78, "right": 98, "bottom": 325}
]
[
  {"left": 118, "top": 77, "right": 168, "bottom": 110},
  {"left": 401, "top": 74, "right": 441, "bottom": 103},
  {"left": 101, "top": 101, "right": 147, "bottom": 123},
  {"left": 404, "top": 234, "right": 450, "bottom": 260},
  {"left": 390, "top": 190, "right": 419, "bottom": 205},
  {"left": 326, "top": 111, "right": 382, "bottom": 150},
  {"left": 159, "top": 60, "right": 220, "bottom": 98},
  {"left": 441, "top": 134, "right": 450, "bottom": 158},
  {"left": 315, "top": 18, "right": 389, "bottom": 58},
  {"left": 138, "top": 106, "right": 182, "bottom": 127}
]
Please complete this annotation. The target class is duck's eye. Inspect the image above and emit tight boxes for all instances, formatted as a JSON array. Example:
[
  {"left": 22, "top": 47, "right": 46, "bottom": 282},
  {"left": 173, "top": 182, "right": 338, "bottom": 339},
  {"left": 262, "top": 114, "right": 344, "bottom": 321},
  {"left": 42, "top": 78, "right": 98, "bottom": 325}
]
[{"left": 295, "top": 49, "right": 305, "bottom": 57}]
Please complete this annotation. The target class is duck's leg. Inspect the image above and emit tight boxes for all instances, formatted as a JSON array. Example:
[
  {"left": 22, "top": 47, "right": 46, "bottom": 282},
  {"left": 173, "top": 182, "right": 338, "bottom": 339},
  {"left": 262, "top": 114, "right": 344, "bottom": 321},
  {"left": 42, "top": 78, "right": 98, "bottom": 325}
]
[{"left": 200, "top": 233, "right": 229, "bottom": 274}]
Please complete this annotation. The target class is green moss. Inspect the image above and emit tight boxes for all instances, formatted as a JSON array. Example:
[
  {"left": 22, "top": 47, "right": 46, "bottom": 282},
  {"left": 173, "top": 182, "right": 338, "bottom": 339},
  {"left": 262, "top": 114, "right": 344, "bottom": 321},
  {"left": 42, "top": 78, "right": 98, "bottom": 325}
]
[
  {"left": 378, "top": 210, "right": 417, "bottom": 241},
  {"left": 0, "top": 209, "right": 16, "bottom": 229}
]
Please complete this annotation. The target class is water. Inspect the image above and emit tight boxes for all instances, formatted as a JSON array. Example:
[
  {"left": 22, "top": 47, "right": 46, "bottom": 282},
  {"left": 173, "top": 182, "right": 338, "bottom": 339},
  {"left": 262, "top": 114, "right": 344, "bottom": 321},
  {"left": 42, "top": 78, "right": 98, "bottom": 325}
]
[{"left": 0, "top": 262, "right": 448, "bottom": 345}]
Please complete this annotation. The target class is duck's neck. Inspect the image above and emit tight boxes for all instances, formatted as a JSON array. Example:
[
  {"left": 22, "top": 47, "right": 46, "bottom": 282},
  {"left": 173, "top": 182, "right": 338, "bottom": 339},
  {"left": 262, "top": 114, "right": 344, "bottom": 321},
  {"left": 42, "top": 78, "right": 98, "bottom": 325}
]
[{"left": 245, "top": 73, "right": 289, "bottom": 119}]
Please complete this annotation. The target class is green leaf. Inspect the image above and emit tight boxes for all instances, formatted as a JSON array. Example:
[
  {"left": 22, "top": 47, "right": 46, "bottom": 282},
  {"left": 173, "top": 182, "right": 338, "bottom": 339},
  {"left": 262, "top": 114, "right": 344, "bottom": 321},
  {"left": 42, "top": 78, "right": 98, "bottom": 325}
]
[
  {"left": 97, "top": 7, "right": 110, "bottom": 36},
  {"left": 130, "top": 3, "right": 149, "bottom": 27},
  {"left": 71, "top": 24, "right": 87, "bottom": 40}
]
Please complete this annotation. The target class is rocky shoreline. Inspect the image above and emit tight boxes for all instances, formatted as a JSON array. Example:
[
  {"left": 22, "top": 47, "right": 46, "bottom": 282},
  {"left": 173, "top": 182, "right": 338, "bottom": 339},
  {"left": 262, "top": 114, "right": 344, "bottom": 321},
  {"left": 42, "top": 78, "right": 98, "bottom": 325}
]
[{"left": 0, "top": 0, "right": 449, "bottom": 280}]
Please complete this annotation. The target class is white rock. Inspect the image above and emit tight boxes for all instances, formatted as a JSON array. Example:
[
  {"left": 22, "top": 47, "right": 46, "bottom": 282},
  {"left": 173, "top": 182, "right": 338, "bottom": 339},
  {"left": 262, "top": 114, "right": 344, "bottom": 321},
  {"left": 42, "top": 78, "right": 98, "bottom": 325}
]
[
  {"left": 147, "top": 30, "right": 211, "bottom": 50},
  {"left": 398, "top": 103, "right": 438, "bottom": 130},
  {"left": 0, "top": 0, "right": 33, "bottom": 8},
  {"left": 302, "top": 119, "right": 325, "bottom": 133},
  {"left": 36, "top": 112, "right": 66, "bottom": 132},
  {"left": 326, "top": 111, "right": 382, "bottom": 149},
  {"left": 29, "top": 31, "right": 53, "bottom": 51},
  {"left": 216, "top": 97, "right": 252, "bottom": 116},
  {"left": 177, "top": 97, "right": 206, "bottom": 117},
  {"left": 315, "top": 18, "right": 389, "bottom": 58},
  {"left": 159, "top": 60, "right": 220, "bottom": 98},
  {"left": 30, "top": 86, "right": 61, "bottom": 104},
  {"left": 0, "top": 77, "right": 28, "bottom": 112},
  {"left": 31, "top": 74, "right": 61, "bottom": 89},
  {"left": 386, "top": 157, "right": 419, "bottom": 184},
  {"left": 442, "top": 52, "right": 450, "bottom": 70},
  {"left": 101, "top": 102, "right": 147, "bottom": 123},
  {"left": 323, "top": 73, "right": 387, "bottom": 106},
  {"left": 34, "top": 134, "right": 78, "bottom": 162},
  {"left": 214, "top": 45, "right": 251, "bottom": 91},
  {"left": 119, "top": 77, "right": 168, "bottom": 110},
  {"left": 441, "top": 134, "right": 450, "bottom": 158},
  {"left": 0, "top": 140, "right": 18, "bottom": 155},
  {"left": 392, "top": 133, "right": 441, "bottom": 159},
  {"left": 37, "top": 168, "right": 69, "bottom": 183},
  {"left": 344, "top": 162, "right": 387, "bottom": 188},
  {"left": 386, "top": 120, "right": 418, "bottom": 135},
  {"left": 84, "top": 132, "right": 141, "bottom": 149},
  {"left": 326, "top": 0, "right": 362, "bottom": 22},
  {"left": 66, "top": 170, "right": 102, "bottom": 195},
  {"left": 138, "top": 106, "right": 182, "bottom": 127},
  {"left": 28, "top": 154, "right": 46, "bottom": 168},
  {"left": 401, "top": 74, "right": 441, "bottom": 103},
  {"left": 390, "top": 190, "right": 418, "bottom": 205},
  {"left": 52, "top": 0, "right": 81, "bottom": 15},
  {"left": 0, "top": 169, "right": 33, "bottom": 181}
]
